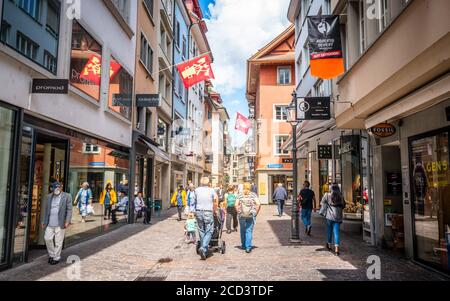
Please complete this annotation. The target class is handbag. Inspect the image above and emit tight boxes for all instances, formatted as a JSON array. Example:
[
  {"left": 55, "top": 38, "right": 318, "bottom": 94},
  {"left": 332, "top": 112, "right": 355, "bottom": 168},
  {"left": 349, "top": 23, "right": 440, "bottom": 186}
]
[{"left": 319, "top": 194, "right": 329, "bottom": 217}]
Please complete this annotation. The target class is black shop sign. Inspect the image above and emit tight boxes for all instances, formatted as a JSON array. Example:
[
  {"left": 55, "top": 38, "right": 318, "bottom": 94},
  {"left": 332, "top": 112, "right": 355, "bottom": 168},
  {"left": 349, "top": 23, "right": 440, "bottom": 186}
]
[
  {"left": 318, "top": 145, "right": 333, "bottom": 160},
  {"left": 297, "top": 97, "right": 331, "bottom": 120}
]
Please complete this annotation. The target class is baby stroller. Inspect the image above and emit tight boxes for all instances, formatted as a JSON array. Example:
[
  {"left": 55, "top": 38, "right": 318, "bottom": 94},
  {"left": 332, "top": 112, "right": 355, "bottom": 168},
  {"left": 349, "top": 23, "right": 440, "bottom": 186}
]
[{"left": 196, "top": 208, "right": 226, "bottom": 255}]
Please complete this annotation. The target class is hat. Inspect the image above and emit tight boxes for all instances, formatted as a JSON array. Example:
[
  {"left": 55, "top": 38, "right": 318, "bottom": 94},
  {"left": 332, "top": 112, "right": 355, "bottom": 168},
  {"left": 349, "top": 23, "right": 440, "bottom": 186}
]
[{"left": 51, "top": 182, "right": 62, "bottom": 189}]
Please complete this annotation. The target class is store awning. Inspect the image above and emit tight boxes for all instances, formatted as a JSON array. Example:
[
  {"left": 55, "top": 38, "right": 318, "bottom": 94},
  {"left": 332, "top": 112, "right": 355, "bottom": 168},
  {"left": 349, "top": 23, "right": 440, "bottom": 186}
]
[{"left": 138, "top": 137, "right": 171, "bottom": 162}]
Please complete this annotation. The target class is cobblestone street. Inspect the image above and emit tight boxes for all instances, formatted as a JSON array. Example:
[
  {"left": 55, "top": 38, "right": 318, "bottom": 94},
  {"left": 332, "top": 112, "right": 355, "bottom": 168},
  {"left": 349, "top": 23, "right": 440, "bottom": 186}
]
[{"left": 0, "top": 206, "right": 447, "bottom": 281}]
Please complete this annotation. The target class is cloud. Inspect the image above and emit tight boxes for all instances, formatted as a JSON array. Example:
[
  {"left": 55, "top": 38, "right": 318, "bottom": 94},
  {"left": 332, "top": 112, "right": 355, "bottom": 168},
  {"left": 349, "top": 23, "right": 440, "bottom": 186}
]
[{"left": 205, "top": 0, "right": 291, "bottom": 96}]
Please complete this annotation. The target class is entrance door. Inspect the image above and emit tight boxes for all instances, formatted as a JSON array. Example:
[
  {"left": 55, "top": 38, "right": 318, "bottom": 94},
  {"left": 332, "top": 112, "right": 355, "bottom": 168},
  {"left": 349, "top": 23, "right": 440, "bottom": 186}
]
[{"left": 27, "top": 132, "right": 68, "bottom": 250}]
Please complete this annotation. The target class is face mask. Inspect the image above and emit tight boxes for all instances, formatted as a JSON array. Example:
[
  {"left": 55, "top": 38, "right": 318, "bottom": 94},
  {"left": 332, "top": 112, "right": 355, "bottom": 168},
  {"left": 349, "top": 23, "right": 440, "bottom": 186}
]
[{"left": 54, "top": 188, "right": 61, "bottom": 195}]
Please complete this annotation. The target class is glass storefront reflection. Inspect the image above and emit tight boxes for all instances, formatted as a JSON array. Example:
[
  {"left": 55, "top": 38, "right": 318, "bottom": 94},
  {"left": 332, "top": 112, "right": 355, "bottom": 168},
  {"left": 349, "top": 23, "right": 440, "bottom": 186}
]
[
  {"left": 411, "top": 130, "right": 449, "bottom": 272},
  {"left": 66, "top": 136, "right": 129, "bottom": 245}
]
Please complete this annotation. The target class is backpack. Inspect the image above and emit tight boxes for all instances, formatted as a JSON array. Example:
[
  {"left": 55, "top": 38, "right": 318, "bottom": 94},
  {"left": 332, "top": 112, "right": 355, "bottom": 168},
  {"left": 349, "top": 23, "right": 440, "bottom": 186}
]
[{"left": 239, "top": 194, "right": 255, "bottom": 218}]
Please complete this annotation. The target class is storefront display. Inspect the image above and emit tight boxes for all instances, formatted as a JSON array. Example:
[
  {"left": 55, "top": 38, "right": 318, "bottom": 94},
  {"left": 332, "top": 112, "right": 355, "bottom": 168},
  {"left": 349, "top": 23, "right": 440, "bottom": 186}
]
[
  {"left": 0, "top": 105, "right": 16, "bottom": 265},
  {"left": 410, "top": 129, "right": 449, "bottom": 272}
]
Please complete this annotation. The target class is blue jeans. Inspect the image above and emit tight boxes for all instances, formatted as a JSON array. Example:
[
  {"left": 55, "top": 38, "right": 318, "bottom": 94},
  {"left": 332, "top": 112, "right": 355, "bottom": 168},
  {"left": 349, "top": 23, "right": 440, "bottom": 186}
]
[
  {"left": 301, "top": 208, "right": 312, "bottom": 227},
  {"left": 239, "top": 216, "right": 255, "bottom": 251},
  {"left": 275, "top": 200, "right": 285, "bottom": 216},
  {"left": 326, "top": 219, "right": 341, "bottom": 247},
  {"left": 196, "top": 211, "right": 214, "bottom": 253}
]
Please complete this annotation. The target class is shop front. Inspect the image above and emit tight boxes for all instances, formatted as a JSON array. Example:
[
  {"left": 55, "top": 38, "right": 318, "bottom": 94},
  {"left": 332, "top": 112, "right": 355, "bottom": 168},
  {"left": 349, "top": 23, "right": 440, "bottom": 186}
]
[
  {"left": 368, "top": 98, "right": 450, "bottom": 274},
  {"left": 298, "top": 128, "right": 372, "bottom": 235},
  {"left": 0, "top": 102, "right": 19, "bottom": 270},
  {"left": 5, "top": 113, "right": 131, "bottom": 268}
]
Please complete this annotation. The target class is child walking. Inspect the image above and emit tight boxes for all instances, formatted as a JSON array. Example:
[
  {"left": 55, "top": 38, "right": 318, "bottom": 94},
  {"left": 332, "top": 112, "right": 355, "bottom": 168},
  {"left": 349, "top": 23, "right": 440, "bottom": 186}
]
[{"left": 185, "top": 213, "right": 197, "bottom": 244}]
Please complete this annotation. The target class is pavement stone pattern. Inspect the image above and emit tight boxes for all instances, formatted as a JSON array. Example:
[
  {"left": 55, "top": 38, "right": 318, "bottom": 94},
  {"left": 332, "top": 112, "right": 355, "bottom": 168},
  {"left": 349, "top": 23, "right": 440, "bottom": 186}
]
[{"left": 0, "top": 205, "right": 448, "bottom": 281}]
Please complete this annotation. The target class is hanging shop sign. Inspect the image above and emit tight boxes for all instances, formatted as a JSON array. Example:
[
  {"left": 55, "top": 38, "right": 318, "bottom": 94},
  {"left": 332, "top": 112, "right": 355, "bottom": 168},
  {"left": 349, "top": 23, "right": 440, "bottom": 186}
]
[
  {"left": 369, "top": 123, "right": 396, "bottom": 138},
  {"left": 136, "top": 94, "right": 161, "bottom": 107},
  {"left": 307, "top": 15, "right": 345, "bottom": 79},
  {"left": 318, "top": 145, "right": 333, "bottom": 160},
  {"left": 282, "top": 158, "right": 293, "bottom": 164},
  {"left": 112, "top": 94, "right": 132, "bottom": 107},
  {"left": 297, "top": 97, "right": 331, "bottom": 120},
  {"left": 32, "top": 79, "right": 69, "bottom": 94}
]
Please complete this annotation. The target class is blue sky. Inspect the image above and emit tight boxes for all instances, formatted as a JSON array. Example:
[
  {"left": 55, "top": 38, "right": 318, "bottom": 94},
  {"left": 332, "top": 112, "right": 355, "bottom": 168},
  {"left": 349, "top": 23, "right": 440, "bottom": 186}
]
[{"left": 198, "top": 0, "right": 291, "bottom": 146}]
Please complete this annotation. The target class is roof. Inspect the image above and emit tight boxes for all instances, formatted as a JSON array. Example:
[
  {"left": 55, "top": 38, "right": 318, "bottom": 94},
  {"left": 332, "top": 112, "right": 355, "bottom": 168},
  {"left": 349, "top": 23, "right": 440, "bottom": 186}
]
[{"left": 246, "top": 25, "right": 295, "bottom": 101}]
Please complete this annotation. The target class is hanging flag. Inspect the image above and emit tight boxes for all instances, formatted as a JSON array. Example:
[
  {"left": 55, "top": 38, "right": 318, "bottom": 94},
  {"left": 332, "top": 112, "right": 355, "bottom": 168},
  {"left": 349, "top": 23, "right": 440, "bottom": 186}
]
[
  {"left": 307, "top": 15, "right": 345, "bottom": 79},
  {"left": 176, "top": 54, "right": 215, "bottom": 88},
  {"left": 235, "top": 112, "right": 252, "bottom": 135}
]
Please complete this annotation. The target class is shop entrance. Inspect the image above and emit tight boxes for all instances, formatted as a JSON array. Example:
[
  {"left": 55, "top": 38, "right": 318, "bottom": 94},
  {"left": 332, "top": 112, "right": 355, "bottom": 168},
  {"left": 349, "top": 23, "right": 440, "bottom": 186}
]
[
  {"left": 14, "top": 127, "right": 69, "bottom": 263},
  {"left": 269, "top": 175, "right": 293, "bottom": 204}
]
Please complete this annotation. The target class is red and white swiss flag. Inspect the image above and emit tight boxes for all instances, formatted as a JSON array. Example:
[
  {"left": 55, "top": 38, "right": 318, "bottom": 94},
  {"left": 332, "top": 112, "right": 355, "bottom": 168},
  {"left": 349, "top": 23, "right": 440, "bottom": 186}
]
[
  {"left": 235, "top": 112, "right": 252, "bottom": 135},
  {"left": 176, "top": 54, "right": 215, "bottom": 89}
]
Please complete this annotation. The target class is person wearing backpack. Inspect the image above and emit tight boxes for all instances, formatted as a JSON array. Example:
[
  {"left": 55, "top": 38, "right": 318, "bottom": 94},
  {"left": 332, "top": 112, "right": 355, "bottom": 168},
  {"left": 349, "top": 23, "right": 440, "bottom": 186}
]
[
  {"left": 235, "top": 182, "right": 261, "bottom": 253},
  {"left": 224, "top": 185, "right": 238, "bottom": 234},
  {"left": 299, "top": 181, "right": 316, "bottom": 236},
  {"left": 320, "top": 183, "right": 345, "bottom": 256}
]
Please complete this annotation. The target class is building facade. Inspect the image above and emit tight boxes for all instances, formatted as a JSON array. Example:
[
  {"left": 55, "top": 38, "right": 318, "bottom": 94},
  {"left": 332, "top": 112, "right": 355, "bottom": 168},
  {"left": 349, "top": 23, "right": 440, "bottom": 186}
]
[
  {"left": 0, "top": 0, "right": 137, "bottom": 270},
  {"left": 288, "top": 0, "right": 450, "bottom": 274},
  {"left": 246, "top": 25, "right": 295, "bottom": 205}
]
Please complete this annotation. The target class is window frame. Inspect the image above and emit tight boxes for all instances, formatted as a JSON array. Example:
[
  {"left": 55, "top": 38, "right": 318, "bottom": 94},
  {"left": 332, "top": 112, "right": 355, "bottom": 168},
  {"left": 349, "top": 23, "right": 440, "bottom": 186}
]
[
  {"left": 277, "top": 66, "right": 292, "bottom": 85},
  {"left": 273, "top": 104, "right": 288, "bottom": 122},
  {"left": 274, "top": 134, "right": 290, "bottom": 156}
]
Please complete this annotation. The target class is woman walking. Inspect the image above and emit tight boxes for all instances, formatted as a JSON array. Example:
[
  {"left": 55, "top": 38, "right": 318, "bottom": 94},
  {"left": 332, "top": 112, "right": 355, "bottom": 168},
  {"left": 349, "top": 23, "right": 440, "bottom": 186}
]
[
  {"left": 224, "top": 185, "right": 238, "bottom": 234},
  {"left": 320, "top": 183, "right": 345, "bottom": 256},
  {"left": 235, "top": 182, "right": 261, "bottom": 253},
  {"left": 100, "top": 182, "right": 117, "bottom": 221},
  {"left": 171, "top": 185, "right": 187, "bottom": 221}
]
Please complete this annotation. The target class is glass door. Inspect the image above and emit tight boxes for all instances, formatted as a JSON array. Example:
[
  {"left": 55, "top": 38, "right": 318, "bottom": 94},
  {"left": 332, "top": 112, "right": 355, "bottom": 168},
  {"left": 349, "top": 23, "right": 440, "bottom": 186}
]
[
  {"left": 28, "top": 133, "right": 68, "bottom": 249},
  {"left": 12, "top": 126, "right": 35, "bottom": 265}
]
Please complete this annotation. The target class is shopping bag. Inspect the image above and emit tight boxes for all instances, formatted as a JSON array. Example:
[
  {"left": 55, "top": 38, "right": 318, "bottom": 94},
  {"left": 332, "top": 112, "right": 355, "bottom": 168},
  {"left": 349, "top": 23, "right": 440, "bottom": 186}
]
[{"left": 87, "top": 204, "right": 95, "bottom": 216}]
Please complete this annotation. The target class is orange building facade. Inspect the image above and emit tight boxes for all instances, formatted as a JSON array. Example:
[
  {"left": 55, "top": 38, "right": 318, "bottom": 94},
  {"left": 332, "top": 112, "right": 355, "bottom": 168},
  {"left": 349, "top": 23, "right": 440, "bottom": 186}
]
[{"left": 247, "top": 25, "right": 295, "bottom": 204}]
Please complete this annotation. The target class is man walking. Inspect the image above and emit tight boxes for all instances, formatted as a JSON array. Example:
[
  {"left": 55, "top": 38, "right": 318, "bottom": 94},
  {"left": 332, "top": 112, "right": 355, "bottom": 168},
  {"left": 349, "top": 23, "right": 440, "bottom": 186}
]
[
  {"left": 299, "top": 181, "right": 316, "bottom": 236},
  {"left": 273, "top": 183, "right": 288, "bottom": 217},
  {"left": 195, "top": 177, "right": 218, "bottom": 260},
  {"left": 42, "top": 182, "right": 72, "bottom": 265}
]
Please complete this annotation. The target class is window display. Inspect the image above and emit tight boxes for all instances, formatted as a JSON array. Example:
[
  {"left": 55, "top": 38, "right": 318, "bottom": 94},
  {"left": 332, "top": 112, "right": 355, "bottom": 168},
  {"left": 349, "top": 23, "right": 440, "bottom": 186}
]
[
  {"left": 108, "top": 56, "right": 132, "bottom": 120},
  {"left": 410, "top": 129, "right": 449, "bottom": 272}
]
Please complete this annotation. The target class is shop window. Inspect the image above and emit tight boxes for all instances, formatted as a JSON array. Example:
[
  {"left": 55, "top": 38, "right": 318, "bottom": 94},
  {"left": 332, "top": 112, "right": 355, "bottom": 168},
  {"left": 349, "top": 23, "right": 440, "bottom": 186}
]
[
  {"left": 108, "top": 56, "right": 132, "bottom": 120},
  {"left": 70, "top": 20, "right": 103, "bottom": 100},
  {"left": 0, "top": 106, "right": 16, "bottom": 264},
  {"left": 410, "top": 130, "right": 450, "bottom": 272}
]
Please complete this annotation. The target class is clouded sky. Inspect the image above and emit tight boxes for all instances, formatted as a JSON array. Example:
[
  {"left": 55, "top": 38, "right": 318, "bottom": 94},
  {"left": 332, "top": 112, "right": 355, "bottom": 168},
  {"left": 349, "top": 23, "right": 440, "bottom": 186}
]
[{"left": 199, "top": 0, "right": 291, "bottom": 146}]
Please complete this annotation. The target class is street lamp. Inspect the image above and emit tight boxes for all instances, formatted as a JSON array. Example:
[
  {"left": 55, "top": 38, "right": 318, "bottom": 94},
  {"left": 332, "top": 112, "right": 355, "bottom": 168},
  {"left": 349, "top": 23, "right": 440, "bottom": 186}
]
[{"left": 286, "top": 91, "right": 301, "bottom": 243}]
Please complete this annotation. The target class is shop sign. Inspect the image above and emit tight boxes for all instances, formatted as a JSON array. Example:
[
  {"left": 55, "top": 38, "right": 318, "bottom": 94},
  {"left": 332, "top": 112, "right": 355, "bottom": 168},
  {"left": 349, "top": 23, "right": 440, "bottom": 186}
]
[
  {"left": 297, "top": 97, "right": 331, "bottom": 120},
  {"left": 112, "top": 94, "right": 132, "bottom": 107},
  {"left": 136, "top": 94, "right": 161, "bottom": 107},
  {"left": 386, "top": 172, "right": 402, "bottom": 196},
  {"left": 267, "top": 164, "right": 283, "bottom": 169},
  {"left": 89, "top": 162, "right": 105, "bottom": 167},
  {"left": 338, "top": 141, "right": 354, "bottom": 155},
  {"left": 369, "top": 123, "right": 396, "bottom": 138},
  {"left": 318, "top": 145, "right": 333, "bottom": 160},
  {"left": 282, "top": 158, "right": 293, "bottom": 164},
  {"left": 32, "top": 79, "right": 68, "bottom": 94}
]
